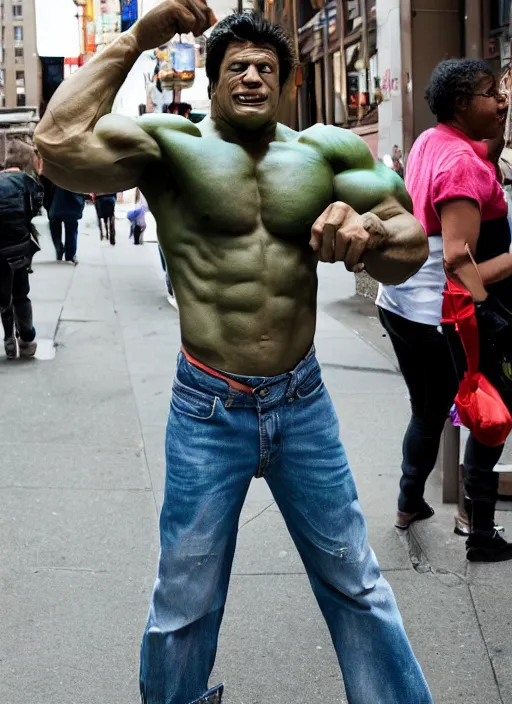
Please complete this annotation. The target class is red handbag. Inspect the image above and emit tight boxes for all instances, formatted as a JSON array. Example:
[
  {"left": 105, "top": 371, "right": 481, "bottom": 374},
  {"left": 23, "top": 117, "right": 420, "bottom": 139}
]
[{"left": 442, "top": 271, "right": 512, "bottom": 447}]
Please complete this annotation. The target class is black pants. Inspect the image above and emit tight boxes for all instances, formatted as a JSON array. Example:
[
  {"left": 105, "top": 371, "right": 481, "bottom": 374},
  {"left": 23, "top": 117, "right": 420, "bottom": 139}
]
[
  {"left": 133, "top": 224, "right": 145, "bottom": 245},
  {"left": 99, "top": 215, "right": 116, "bottom": 245},
  {"left": 0, "top": 255, "right": 35, "bottom": 342},
  {"left": 49, "top": 218, "right": 78, "bottom": 261},
  {"left": 378, "top": 307, "right": 501, "bottom": 518}
]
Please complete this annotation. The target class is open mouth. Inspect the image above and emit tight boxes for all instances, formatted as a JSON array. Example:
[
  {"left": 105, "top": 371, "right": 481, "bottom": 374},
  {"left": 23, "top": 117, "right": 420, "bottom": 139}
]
[
  {"left": 234, "top": 94, "right": 268, "bottom": 106},
  {"left": 498, "top": 106, "right": 508, "bottom": 123}
]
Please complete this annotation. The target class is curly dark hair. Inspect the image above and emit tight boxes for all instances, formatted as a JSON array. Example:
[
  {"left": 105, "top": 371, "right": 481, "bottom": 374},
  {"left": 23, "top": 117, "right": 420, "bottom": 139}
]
[
  {"left": 206, "top": 13, "right": 295, "bottom": 91},
  {"left": 425, "top": 59, "right": 495, "bottom": 122}
]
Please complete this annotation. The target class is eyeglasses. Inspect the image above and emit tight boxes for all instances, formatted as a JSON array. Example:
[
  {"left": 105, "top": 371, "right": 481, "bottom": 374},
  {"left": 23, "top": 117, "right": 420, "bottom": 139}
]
[{"left": 472, "top": 90, "right": 508, "bottom": 101}]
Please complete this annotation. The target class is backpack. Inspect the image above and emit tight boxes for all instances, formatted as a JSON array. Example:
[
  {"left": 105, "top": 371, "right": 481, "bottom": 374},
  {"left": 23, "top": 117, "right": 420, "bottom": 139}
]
[{"left": 0, "top": 171, "right": 43, "bottom": 262}]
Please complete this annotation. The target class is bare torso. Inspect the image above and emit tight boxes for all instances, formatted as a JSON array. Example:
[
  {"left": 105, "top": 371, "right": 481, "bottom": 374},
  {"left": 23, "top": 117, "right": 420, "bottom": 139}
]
[{"left": 140, "top": 117, "right": 336, "bottom": 375}]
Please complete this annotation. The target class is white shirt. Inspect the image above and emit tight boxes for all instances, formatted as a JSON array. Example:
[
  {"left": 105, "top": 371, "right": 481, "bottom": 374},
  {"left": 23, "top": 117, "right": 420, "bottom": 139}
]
[{"left": 376, "top": 236, "right": 445, "bottom": 327}]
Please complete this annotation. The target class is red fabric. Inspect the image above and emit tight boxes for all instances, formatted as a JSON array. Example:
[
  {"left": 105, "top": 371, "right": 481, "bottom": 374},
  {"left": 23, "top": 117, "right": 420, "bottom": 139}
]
[
  {"left": 405, "top": 124, "right": 507, "bottom": 237},
  {"left": 442, "top": 280, "right": 512, "bottom": 446},
  {"left": 181, "top": 347, "right": 254, "bottom": 395},
  {"left": 456, "top": 372, "right": 512, "bottom": 447}
]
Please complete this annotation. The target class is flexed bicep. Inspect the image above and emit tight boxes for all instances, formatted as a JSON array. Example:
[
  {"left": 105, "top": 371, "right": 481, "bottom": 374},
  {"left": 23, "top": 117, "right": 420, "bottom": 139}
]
[
  {"left": 37, "top": 112, "right": 161, "bottom": 195},
  {"left": 333, "top": 160, "right": 411, "bottom": 215}
]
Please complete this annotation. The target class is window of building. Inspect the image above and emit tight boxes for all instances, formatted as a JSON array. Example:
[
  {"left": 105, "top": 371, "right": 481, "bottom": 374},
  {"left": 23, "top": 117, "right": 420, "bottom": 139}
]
[
  {"left": 17, "top": 92, "right": 26, "bottom": 107},
  {"left": 0, "top": 91, "right": 5, "bottom": 108},
  {"left": 15, "top": 47, "right": 23, "bottom": 64},
  {"left": 345, "top": 0, "right": 362, "bottom": 35},
  {"left": 0, "top": 69, "right": 4, "bottom": 87},
  {"left": 12, "top": 4, "right": 22, "bottom": 17},
  {"left": 490, "top": 0, "right": 511, "bottom": 30},
  {"left": 16, "top": 70, "right": 24, "bottom": 87},
  {"left": 14, "top": 26, "right": 23, "bottom": 43}
]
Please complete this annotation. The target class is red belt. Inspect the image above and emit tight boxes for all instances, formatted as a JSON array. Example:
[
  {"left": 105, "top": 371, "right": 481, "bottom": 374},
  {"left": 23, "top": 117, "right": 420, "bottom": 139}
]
[{"left": 181, "top": 347, "right": 254, "bottom": 394}]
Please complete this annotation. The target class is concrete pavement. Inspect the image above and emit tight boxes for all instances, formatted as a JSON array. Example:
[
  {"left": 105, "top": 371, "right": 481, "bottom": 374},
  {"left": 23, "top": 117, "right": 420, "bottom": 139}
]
[{"left": 1, "top": 204, "right": 511, "bottom": 704}]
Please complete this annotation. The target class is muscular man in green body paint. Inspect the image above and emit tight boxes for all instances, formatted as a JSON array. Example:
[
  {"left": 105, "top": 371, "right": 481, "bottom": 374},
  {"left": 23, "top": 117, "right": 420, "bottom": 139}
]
[{"left": 35, "top": 4, "right": 431, "bottom": 704}]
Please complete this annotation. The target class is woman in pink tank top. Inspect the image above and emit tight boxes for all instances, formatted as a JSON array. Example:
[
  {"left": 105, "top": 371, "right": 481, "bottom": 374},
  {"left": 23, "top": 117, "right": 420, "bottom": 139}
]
[{"left": 377, "top": 58, "right": 512, "bottom": 562}]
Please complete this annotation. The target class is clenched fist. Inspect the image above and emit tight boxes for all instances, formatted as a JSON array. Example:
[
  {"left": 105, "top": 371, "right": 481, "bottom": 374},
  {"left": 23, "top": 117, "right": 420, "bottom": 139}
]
[
  {"left": 132, "top": 0, "right": 216, "bottom": 52},
  {"left": 310, "top": 202, "right": 387, "bottom": 271}
]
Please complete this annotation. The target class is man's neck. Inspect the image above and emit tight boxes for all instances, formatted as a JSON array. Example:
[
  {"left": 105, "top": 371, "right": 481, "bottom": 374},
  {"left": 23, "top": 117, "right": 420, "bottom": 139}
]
[{"left": 208, "top": 114, "right": 277, "bottom": 151}]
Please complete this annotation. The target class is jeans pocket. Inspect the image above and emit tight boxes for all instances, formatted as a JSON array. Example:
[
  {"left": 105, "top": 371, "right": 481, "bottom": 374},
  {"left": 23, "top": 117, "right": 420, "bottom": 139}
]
[
  {"left": 296, "top": 369, "right": 324, "bottom": 400},
  {"left": 171, "top": 379, "right": 218, "bottom": 420}
]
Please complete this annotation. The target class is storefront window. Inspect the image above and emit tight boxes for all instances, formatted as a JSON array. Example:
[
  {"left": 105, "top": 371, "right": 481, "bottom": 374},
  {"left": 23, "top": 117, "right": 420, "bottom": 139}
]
[
  {"left": 345, "top": 42, "right": 379, "bottom": 126},
  {"left": 345, "top": 43, "right": 360, "bottom": 123}
]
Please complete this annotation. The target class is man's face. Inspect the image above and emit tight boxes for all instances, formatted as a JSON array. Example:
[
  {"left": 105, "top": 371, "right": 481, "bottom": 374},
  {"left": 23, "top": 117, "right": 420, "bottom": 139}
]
[{"left": 211, "top": 41, "right": 280, "bottom": 129}]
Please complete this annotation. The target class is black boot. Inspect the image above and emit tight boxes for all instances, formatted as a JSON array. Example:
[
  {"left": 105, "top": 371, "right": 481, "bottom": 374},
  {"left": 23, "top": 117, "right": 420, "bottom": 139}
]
[
  {"left": 466, "top": 499, "right": 512, "bottom": 562},
  {"left": 455, "top": 496, "right": 504, "bottom": 537}
]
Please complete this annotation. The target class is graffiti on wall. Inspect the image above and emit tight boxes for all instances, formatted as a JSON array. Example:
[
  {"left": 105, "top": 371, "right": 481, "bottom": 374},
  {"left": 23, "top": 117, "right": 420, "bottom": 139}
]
[{"left": 380, "top": 69, "right": 400, "bottom": 98}]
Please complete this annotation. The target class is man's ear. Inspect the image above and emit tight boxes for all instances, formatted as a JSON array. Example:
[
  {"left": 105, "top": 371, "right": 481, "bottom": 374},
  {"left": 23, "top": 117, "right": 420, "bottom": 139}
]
[{"left": 208, "top": 82, "right": 215, "bottom": 100}]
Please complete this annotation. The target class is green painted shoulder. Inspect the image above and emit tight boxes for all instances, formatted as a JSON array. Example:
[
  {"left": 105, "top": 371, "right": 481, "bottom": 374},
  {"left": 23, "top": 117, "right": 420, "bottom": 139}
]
[
  {"left": 275, "top": 122, "right": 299, "bottom": 142},
  {"left": 298, "top": 124, "right": 375, "bottom": 171},
  {"left": 333, "top": 160, "right": 413, "bottom": 215},
  {"left": 136, "top": 113, "right": 201, "bottom": 138}
]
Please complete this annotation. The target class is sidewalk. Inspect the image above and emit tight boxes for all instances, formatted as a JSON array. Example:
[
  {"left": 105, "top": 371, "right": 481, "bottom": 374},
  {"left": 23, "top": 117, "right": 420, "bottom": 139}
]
[{"left": 0, "top": 204, "right": 510, "bottom": 704}]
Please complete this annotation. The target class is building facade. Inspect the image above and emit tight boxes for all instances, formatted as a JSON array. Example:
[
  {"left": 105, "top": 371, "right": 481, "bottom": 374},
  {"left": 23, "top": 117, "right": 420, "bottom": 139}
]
[
  {"left": 0, "top": 0, "right": 40, "bottom": 108},
  {"left": 262, "top": 0, "right": 379, "bottom": 154},
  {"left": 379, "top": 0, "right": 512, "bottom": 160},
  {"left": 263, "top": 0, "right": 512, "bottom": 159}
]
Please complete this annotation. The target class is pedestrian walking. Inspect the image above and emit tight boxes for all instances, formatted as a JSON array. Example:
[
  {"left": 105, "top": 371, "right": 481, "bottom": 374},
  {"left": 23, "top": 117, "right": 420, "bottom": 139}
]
[
  {"left": 36, "top": 7, "right": 432, "bottom": 704},
  {"left": 0, "top": 141, "right": 43, "bottom": 359},
  {"left": 40, "top": 174, "right": 56, "bottom": 221},
  {"left": 94, "top": 192, "right": 117, "bottom": 244},
  {"left": 48, "top": 185, "right": 85, "bottom": 264},
  {"left": 127, "top": 191, "right": 148, "bottom": 245},
  {"left": 377, "top": 59, "right": 512, "bottom": 562}
]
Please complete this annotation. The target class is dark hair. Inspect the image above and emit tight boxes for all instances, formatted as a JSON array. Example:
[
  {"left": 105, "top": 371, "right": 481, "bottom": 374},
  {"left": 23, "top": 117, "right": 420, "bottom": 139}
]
[
  {"left": 206, "top": 13, "right": 295, "bottom": 91},
  {"left": 4, "top": 139, "right": 35, "bottom": 171},
  {"left": 178, "top": 103, "right": 192, "bottom": 116},
  {"left": 425, "top": 59, "right": 494, "bottom": 122}
]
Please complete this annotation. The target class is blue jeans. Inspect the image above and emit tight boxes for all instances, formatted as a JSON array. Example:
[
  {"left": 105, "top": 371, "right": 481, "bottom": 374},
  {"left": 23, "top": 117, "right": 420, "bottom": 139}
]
[
  {"left": 49, "top": 218, "right": 78, "bottom": 261},
  {"left": 140, "top": 351, "right": 432, "bottom": 704}
]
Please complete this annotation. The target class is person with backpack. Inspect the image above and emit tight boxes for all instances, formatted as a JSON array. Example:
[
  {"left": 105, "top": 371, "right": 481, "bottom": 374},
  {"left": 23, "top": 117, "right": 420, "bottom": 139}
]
[
  {"left": 0, "top": 141, "right": 43, "bottom": 359},
  {"left": 48, "top": 185, "right": 85, "bottom": 263}
]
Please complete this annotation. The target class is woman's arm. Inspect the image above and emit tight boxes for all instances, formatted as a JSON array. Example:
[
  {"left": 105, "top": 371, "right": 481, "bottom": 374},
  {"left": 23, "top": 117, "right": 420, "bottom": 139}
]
[{"left": 441, "top": 198, "right": 512, "bottom": 301}]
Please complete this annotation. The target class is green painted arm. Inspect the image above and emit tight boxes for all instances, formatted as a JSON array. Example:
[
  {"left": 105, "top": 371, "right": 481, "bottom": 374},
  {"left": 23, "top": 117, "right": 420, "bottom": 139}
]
[{"left": 305, "top": 125, "right": 427, "bottom": 284}]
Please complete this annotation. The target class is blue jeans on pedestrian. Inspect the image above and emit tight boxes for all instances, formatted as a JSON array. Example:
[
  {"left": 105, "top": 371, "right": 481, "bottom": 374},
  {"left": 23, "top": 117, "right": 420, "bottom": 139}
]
[
  {"left": 140, "top": 350, "right": 432, "bottom": 704},
  {"left": 49, "top": 218, "right": 78, "bottom": 261}
]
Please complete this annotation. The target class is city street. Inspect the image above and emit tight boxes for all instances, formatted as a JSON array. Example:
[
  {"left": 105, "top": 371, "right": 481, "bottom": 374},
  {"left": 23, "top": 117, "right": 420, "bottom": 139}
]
[{"left": 1, "top": 204, "right": 512, "bottom": 704}]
